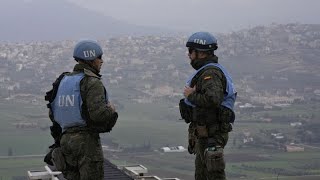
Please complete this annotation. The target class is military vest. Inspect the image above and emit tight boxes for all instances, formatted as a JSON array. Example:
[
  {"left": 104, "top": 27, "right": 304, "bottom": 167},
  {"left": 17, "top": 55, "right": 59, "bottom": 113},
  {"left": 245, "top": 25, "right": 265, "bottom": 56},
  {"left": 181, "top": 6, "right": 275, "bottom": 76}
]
[
  {"left": 184, "top": 63, "right": 237, "bottom": 112},
  {"left": 51, "top": 73, "right": 86, "bottom": 132}
]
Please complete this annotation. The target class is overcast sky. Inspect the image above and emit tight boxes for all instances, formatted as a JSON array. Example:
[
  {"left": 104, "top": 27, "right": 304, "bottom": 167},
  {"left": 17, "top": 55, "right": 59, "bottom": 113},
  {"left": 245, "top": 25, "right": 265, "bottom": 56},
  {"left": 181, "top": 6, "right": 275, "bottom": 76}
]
[{"left": 68, "top": 0, "right": 320, "bottom": 33}]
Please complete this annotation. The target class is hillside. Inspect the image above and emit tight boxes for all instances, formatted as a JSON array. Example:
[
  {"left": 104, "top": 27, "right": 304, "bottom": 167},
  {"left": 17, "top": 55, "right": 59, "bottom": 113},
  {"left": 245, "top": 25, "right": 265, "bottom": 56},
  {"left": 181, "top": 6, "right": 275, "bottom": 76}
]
[
  {"left": 1, "top": 23, "right": 320, "bottom": 180},
  {"left": 0, "top": 23, "right": 319, "bottom": 103}
]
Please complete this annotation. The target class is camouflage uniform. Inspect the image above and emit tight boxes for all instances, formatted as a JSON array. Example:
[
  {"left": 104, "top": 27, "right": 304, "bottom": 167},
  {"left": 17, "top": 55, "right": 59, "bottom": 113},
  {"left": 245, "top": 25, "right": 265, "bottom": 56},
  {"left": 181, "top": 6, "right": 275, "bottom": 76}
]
[
  {"left": 49, "top": 63, "right": 118, "bottom": 180},
  {"left": 187, "top": 56, "right": 232, "bottom": 180}
]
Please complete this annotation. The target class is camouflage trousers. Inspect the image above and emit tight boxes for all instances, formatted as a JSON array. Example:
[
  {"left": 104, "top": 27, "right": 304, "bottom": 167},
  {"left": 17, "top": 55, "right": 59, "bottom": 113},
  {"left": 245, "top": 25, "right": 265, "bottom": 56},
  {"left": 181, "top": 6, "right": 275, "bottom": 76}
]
[
  {"left": 60, "top": 131, "right": 104, "bottom": 180},
  {"left": 194, "top": 133, "right": 229, "bottom": 180}
]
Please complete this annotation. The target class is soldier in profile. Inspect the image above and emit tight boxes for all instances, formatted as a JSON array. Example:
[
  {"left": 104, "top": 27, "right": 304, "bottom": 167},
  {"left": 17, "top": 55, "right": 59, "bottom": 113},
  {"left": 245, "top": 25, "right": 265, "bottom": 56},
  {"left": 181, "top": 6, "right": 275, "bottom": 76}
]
[
  {"left": 44, "top": 40, "right": 118, "bottom": 180},
  {"left": 179, "top": 32, "right": 236, "bottom": 180}
]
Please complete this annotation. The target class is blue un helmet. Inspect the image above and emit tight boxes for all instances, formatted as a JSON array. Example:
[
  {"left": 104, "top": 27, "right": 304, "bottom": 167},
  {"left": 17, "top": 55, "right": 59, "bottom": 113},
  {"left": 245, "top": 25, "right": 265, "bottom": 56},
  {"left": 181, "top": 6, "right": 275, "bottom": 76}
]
[
  {"left": 186, "top": 32, "right": 218, "bottom": 51},
  {"left": 73, "top": 40, "right": 103, "bottom": 61}
]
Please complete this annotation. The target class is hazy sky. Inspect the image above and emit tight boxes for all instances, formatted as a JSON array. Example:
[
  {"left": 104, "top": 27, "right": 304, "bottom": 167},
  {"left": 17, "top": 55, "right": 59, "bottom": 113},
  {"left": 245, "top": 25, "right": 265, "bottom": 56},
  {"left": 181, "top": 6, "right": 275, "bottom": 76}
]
[{"left": 69, "top": 0, "right": 320, "bottom": 33}]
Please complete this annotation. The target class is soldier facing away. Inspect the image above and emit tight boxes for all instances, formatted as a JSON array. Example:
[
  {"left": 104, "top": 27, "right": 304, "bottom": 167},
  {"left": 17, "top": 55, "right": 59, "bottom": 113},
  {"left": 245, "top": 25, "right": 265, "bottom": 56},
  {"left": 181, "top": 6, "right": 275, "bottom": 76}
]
[
  {"left": 179, "top": 32, "right": 237, "bottom": 180},
  {"left": 44, "top": 40, "right": 118, "bottom": 180}
]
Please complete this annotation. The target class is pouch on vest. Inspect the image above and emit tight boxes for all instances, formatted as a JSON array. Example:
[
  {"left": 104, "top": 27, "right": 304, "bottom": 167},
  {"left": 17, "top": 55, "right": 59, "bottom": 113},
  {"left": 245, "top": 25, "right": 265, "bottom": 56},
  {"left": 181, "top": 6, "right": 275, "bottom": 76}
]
[
  {"left": 219, "top": 105, "right": 235, "bottom": 124},
  {"left": 179, "top": 99, "right": 193, "bottom": 123},
  {"left": 52, "top": 147, "right": 66, "bottom": 171},
  {"left": 204, "top": 146, "right": 225, "bottom": 172},
  {"left": 196, "top": 125, "right": 208, "bottom": 138},
  {"left": 188, "top": 123, "right": 196, "bottom": 154},
  {"left": 220, "top": 123, "right": 233, "bottom": 133},
  {"left": 219, "top": 106, "right": 234, "bottom": 132}
]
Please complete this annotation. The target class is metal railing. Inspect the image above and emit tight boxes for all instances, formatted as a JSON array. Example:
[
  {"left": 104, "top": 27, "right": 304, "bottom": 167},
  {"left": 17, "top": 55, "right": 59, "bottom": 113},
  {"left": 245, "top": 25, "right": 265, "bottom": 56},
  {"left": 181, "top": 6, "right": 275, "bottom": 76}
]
[{"left": 27, "top": 165, "right": 61, "bottom": 180}]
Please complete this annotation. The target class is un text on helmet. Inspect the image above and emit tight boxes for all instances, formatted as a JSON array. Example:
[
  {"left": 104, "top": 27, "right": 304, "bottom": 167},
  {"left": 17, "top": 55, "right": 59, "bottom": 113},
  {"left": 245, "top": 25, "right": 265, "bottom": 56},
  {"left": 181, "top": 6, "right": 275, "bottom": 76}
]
[
  {"left": 83, "top": 50, "right": 96, "bottom": 58},
  {"left": 194, "top": 39, "right": 206, "bottom": 45}
]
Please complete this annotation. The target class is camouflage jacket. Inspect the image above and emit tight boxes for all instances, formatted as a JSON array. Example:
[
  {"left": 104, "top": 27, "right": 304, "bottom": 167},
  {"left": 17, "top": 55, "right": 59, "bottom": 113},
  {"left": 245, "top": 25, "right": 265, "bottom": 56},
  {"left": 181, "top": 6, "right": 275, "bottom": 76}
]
[
  {"left": 49, "top": 63, "right": 118, "bottom": 140},
  {"left": 187, "top": 56, "right": 229, "bottom": 129}
]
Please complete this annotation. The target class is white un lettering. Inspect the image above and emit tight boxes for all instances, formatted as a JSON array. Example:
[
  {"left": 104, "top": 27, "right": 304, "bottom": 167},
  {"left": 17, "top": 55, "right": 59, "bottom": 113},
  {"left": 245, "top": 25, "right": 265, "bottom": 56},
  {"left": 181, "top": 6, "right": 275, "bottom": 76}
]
[
  {"left": 58, "top": 95, "right": 75, "bottom": 107},
  {"left": 194, "top": 39, "right": 206, "bottom": 45},
  {"left": 83, "top": 50, "right": 96, "bottom": 58}
]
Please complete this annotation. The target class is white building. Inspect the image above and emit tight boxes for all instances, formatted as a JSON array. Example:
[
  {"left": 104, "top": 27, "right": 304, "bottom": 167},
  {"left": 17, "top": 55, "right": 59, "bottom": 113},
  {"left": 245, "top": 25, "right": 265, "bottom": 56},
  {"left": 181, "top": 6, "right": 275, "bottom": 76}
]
[
  {"left": 160, "top": 146, "right": 186, "bottom": 153},
  {"left": 290, "top": 122, "right": 302, "bottom": 127}
]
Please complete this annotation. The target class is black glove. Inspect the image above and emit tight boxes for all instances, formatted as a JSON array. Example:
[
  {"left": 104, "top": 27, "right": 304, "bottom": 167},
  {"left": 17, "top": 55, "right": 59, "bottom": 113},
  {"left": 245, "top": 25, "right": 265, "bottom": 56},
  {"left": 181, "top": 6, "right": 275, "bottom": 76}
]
[
  {"left": 188, "top": 139, "right": 195, "bottom": 154},
  {"left": 44, "top": 143, "right": 59, "bottom": 166}
]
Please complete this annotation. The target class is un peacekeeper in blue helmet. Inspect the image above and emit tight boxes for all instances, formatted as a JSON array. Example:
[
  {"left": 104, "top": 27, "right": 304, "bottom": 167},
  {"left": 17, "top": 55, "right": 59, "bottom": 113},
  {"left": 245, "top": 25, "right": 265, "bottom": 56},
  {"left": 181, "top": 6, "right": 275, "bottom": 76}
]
[
  {"left": 180, "top": 32, "right": 236, "bottom": 180},
  {"left": 186, "top": 31, "right": 218, "bottom": 52},
  {"left": 73, "top": 40, "right": 103, "bottom": 61},
  {"left": 45, "top": 40, "right": 118, "bottom": 180}
]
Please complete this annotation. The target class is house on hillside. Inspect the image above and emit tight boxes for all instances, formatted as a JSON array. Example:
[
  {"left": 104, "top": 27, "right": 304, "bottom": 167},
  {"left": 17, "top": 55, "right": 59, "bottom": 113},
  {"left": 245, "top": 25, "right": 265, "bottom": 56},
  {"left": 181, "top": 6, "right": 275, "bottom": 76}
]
[
  {"left": 243, "top": 137, "right": 254, "bottom": 144},
  {"left": 290, "top": 122, "right": 302, "bottom": 127},
  {"left": 160, "top": 146, "right": 186, "bottom": 153}
]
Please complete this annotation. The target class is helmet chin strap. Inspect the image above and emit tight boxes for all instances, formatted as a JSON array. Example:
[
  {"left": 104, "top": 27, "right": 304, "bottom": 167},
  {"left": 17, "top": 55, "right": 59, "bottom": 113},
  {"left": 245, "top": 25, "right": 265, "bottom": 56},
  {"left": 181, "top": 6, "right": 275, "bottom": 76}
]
[
  {"left": 79, "top": 60, "right": 99, "bottom": 73},
  {"left": 88, "top": 61, "right": 100, "bottom": 73}
]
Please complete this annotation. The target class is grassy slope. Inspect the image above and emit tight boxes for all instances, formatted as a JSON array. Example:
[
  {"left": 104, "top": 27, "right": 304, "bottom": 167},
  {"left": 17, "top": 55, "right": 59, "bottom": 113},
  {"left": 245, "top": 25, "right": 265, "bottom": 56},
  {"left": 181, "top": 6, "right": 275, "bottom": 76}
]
[{"left": 0, "top": 101, "right": 319, "bottom": 179}]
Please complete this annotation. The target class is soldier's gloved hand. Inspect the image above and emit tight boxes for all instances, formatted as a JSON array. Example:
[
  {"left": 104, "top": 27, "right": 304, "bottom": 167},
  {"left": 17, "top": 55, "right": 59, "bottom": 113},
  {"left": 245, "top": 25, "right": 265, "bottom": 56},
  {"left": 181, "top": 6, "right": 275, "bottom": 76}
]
[{"left": 44, "top": 144, "right": 56, "bottom": 166}]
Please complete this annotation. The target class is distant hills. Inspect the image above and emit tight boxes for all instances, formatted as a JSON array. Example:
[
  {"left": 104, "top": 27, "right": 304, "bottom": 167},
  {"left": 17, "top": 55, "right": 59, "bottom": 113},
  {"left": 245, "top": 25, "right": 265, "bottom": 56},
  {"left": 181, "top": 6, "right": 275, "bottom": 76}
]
[
  {"left": 0, "top": 23, "right": 319, "bottom": 99},
  {"left": 0, "top": 0, "right": 171, "bottom": 42},
  {"left": 217, "top": 23, "right": 320, "bottom": 77}
]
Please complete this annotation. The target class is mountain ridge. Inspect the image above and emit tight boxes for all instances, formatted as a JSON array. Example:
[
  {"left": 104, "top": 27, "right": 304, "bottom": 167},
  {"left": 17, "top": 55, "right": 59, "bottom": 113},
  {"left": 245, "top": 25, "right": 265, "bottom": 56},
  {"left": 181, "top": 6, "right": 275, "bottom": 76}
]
[{"left": 0, "top": 0, "right": 171, "bottom": 42}]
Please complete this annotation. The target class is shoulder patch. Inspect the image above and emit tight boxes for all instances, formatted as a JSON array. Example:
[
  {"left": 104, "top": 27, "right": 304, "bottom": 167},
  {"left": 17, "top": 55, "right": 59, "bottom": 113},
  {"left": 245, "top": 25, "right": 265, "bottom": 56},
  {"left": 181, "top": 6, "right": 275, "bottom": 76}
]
[{"left": 204, "top": 76, "right": 212, "bottom": 80}]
